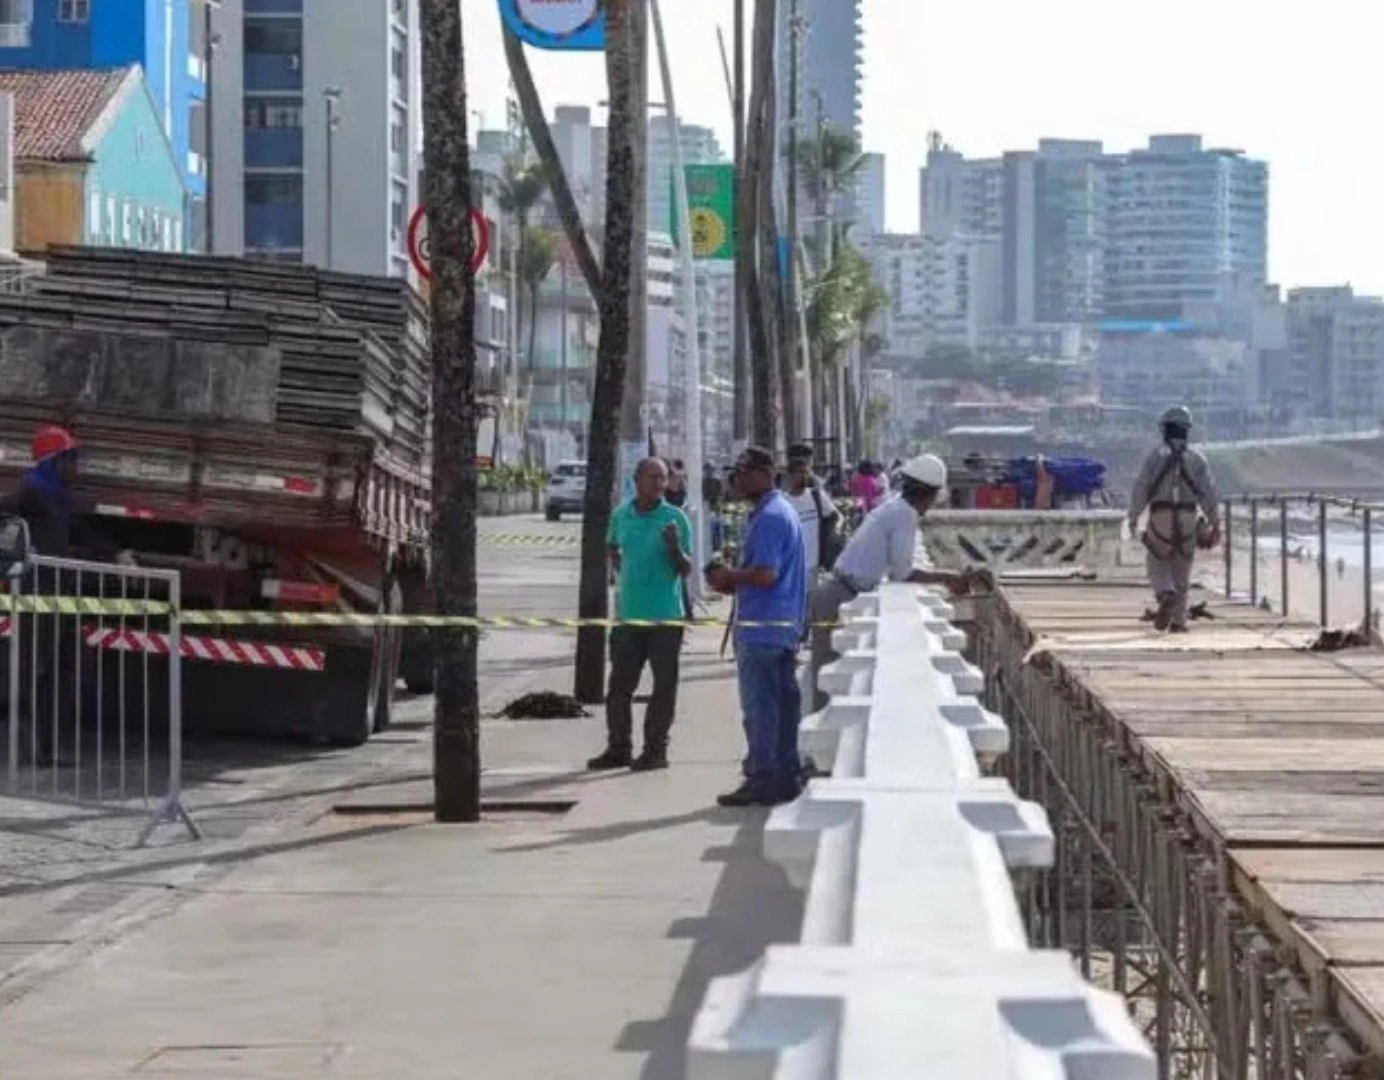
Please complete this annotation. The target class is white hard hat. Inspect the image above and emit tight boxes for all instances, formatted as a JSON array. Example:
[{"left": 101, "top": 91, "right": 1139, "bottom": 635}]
[{"left": 899, "top": 453, "right": 947, "bottom": 490}]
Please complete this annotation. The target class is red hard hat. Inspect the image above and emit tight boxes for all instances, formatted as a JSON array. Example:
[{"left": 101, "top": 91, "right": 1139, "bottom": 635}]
[{"left": 32, "top": 425, "right": 77, "bottom": 463}]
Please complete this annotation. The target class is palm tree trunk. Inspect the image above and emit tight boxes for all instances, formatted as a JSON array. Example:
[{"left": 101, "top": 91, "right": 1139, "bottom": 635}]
[
  {"left": 502, "top": 24, "right": 603, "bottom": 300},
  {"left": 420, "top": 0, "right": 480, "bottom": 822},
  {"left": 744, "top": 0, "right": 780, "bottom": 449},
  {"left": 573, "top": 0, "right": 643, "bottom": 703}
]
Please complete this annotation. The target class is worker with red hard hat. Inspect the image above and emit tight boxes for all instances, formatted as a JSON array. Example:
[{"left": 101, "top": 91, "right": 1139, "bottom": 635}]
[{"left": 0, "top": 423, "right": 96, "bottom": 557}]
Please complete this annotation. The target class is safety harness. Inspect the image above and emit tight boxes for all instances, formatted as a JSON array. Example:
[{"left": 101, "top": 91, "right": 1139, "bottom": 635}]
[{"left": 1143, "top": 447, "right": 1203, "bottom": 559}]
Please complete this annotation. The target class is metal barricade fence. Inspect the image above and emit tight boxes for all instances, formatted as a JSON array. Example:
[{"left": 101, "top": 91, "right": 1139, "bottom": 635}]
[{"left": 4, "top": 550, "right": 198, "bottom": 845}]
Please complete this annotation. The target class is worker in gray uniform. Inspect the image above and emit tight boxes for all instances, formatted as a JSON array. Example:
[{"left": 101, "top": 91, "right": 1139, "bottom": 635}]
[{"left": 1127, "top": 406, "right": 1221, "bottom": 632}]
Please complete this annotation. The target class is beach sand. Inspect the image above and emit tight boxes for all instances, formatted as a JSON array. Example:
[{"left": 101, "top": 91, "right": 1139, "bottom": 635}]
[{"left": 1205, "top": 542, "right": 1377, "bottom": 630}]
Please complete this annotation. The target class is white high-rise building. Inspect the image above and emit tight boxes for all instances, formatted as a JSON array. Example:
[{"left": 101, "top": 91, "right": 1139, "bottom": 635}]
[
  {"left": 210, "top": 0, "right": 420, "bottom": 277},
  {"left": 856, "top": 152, "right": 885, "bottom": 235},
  {"left": 865, "top": 232, "right": 1002, "bottom": 359},
  {"left": 551, "top": 105, "right": 598, "bottom": 225},
  {"left": 646, "top": 115, "right": 723, "bottom": 236}
]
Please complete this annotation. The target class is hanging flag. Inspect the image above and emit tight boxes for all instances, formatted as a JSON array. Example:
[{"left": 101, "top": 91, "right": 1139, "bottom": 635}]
[
  {"left": 498, "top": 0, "right": 605, "bottom": 51},
  {"left": 671, "top": 164, "right": 736, "bottom": 261}
]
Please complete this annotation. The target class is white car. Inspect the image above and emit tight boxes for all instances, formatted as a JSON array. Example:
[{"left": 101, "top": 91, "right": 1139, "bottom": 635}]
[{"left": 545, "top": 460, "right": 587, "bottom": 521}]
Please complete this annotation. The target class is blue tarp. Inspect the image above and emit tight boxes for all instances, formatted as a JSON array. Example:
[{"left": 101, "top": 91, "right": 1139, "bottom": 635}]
[{"left": 1007, "top": 456, "right": 1106, "bottom": 503}]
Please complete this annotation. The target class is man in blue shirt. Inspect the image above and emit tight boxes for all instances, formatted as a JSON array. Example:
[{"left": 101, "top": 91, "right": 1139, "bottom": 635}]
[{"left": 706, "top": 445, "right": 807, "bottom": 806}]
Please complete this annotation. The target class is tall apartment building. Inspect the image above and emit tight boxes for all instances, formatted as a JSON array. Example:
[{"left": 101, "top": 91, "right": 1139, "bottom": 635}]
[
  {"left": 866, "top": 231, "right": 1002, "bottom": 359},
  {"left": 855, "top": 151, "right": 885, "bottom": 235},
  {"left": 0, "top": 0, "right": 208, "bottom": 248},
  {"left": 921, "top": 133, "right": 1267, "bottom": 327},
  {"left": 1104, "top": 135, "right": 1267, "bottom": 320},
  {"left": 209, "top": 0, "right": 419, "bottom": 277},
  {"left": 1283, "top": 287, "right": 1384, "bottom": 422},
  {"left": 646, "top": 115, "right": 722, "bottom": 236},
  {"left": 919, "top": 134, "right": 1002, "bottom": 241},
  {"left": 777, "top": 0, "right": 862, "bottom": 221}
]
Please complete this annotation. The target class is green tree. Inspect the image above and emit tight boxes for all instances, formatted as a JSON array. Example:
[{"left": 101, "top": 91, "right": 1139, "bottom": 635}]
[
  {"left": 501, "top": 23, "right": 602, "bottom": 298},
  {"left": 419, "top": 0, "right": 480, "bottom": 821},
  {"left": 518, "top": 226, "right": 558, "bottom": 374}
]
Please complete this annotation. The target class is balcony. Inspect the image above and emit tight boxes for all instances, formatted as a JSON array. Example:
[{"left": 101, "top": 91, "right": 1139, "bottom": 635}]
[
  {"left": 246, "top": 0, "right": 303, "bottom": 12},
  {"left": 245, "top": 128, "right": 303, "bottom": 169},
  {"left": 245, "top": 202, "right": 303, "bottom": 250},
  {"left": 244, "top": 52, "right": 302, "bottom": 91},
  {"left": 529, "top": 402, "right": 590, "bottom": 425}
]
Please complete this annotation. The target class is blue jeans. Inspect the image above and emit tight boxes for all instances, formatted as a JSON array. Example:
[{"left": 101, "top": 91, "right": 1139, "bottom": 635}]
[{"left": 736, "top": 643, "right": 802, "bottom": 787}]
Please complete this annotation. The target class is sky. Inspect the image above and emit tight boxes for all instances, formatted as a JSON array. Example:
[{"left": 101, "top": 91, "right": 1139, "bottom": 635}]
[{"left": 463, "top": 0, "right": 1384, "bottom": 295}]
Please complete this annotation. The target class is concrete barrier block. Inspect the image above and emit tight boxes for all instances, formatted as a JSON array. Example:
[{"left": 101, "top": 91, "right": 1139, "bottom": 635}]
[
  {"left": 765, "top": 780, "right": 1053, "bottom": 949},
  {"left": 799, "top": 696, "right": 987, "bottom": 784},
  {"left": 688, "top": 946, "right": 1155, "bottom": 1080}
]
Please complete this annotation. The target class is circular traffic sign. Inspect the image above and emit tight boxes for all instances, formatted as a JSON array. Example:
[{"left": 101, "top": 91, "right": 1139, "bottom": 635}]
[
  {"left": 690, "top": 207, "right": 728, "bottom": 258},
  {"left": 407, "top": 205, "right": 489, "bottom": 281},
  {"left": 513, "top": 0, "right": 600, "bottom": 38}
]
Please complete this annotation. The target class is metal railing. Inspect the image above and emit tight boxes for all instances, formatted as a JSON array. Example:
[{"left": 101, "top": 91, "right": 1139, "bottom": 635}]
[
  {"left": 3, "top": 548, "right": 198, "bottom": 846},
  {"left": 1221, "top": 493, "right": 1384, "bottom": 632},
  {"left": 974, "top": 588, "right": 1365, "bottom": 1078}
]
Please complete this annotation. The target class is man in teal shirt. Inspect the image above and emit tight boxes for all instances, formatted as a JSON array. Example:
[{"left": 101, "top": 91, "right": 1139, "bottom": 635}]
[{"left": 588, "top": 457, "right": 693, "bottom": 772}]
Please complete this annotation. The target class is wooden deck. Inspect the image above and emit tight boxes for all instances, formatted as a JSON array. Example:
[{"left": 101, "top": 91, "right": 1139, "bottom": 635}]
[{"left": 998, "top": 577, "right": 1384, "bottom": 1055}]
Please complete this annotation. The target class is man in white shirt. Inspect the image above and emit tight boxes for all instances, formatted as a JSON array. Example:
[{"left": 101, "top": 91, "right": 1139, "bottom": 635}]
[
  {"left": 806, "top": 453, "right": 971, "bottom": 711},
  {"left": 782, "top": 447, "right": 840, "bottom": 578}
]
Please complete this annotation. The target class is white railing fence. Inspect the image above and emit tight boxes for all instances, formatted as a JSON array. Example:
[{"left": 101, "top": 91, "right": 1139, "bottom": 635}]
[{"left": 687, "top": 582, "right": 1155, "bottom": 1077}]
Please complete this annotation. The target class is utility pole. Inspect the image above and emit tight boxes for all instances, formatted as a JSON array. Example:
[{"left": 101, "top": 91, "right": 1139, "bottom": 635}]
[
  {"left": 323, "top": 86, "right": 343, "bottom": 268},
  {"left": 731, "top": 0, "right": 748, "bottom": 442}
]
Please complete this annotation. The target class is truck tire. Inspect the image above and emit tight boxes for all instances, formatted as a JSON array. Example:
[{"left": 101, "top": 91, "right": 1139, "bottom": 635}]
[{"left": 545, "top": 504, "right": 561, "bottom": 522}]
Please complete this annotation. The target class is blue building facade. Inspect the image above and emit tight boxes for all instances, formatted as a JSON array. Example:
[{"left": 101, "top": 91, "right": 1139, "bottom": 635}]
[{"left": 0, "top": 0, "right": 209, "bottom": 249}]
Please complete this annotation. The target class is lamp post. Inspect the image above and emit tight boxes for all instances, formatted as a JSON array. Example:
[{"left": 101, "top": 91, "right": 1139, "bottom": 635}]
[{"left": 323, "top": 86, "right": 343, "bottom": 268}]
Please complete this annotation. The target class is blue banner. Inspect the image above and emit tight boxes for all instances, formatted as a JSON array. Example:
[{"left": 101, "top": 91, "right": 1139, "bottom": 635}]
[{"left": 498, "top": 0, "right": 605, "bottom": 51}]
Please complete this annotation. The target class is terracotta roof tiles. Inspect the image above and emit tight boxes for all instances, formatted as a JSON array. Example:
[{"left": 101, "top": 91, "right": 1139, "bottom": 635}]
[{"left": 0, "top": 67, "right": 131, "bottom": 161}]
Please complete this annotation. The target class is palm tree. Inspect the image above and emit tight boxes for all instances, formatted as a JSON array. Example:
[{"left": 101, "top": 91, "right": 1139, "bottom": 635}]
[
  {"left": 419, "top": 0, "right": 480, "bottom": 821},
  {"left": 805, "top": 241, "right": 888, "bottom": 457},
  {"left": 501, "top": 22, "right": 601, "bottom": 300},
  {"left": 743, "top": 0, "right": 782, "bottom": 449},
  {"left": 518, "top": 226, "right": 557, "bottom": 374},
  {"left": 798, "top": 123, "right": 866, "bottom": 265},
  {"left": 573, "top": 0, "right": 644, "bottom": 702}
]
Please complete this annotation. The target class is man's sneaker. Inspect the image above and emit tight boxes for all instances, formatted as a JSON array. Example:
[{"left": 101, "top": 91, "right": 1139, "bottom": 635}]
[
  {"left": 630, "top": 750, "right": 669, "bottom": 772},
  {"left": 800, "top": 756, "right": 829, "bottom": 781},
  {"left": 587, "top": 747, "right": 633, "bottom": 771},
  {"left": 1168, "top": 624, "right": 1189, "bottom": 634}
]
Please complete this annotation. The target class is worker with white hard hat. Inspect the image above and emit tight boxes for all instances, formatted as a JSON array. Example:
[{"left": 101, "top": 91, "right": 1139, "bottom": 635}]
[
  {"left": 805, "top": 453, "right": 971, "bottom": 712},
  {"left": 1127, "top": 406, "right": 1221, "bottom": 633}
]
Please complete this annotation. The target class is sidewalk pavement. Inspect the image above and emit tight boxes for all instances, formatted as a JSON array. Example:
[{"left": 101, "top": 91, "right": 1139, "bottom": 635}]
[{"left": 0, "top": 628, "right": 803, "bottom": 1079}]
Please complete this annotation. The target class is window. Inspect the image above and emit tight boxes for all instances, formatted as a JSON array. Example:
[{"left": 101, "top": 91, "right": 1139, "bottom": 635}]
[
  {"left": 246, "top": 173, "right": 302, "bottom": 204},
  {"left": 244, "top": 98, "right": 302, "bottom": 128},
  {"left": 57, "top": 0, "right": 87, "bottom": 22},
  {"left": 0, "top": 0, "right": 32, "bottom": 45}
]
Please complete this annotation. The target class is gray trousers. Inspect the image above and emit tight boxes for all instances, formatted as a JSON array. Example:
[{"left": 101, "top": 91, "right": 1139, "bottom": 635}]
[
  {"left": 808, "top": 577, "right": 856, "bottom": 712},
  {"left": 1146, "top": 549, "right": 1194, "bottom": 628}
]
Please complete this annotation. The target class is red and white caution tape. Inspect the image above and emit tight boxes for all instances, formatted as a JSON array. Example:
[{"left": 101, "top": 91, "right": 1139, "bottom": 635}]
[{"left": 83, "top": 626, "right": 325, "bottom": 672}]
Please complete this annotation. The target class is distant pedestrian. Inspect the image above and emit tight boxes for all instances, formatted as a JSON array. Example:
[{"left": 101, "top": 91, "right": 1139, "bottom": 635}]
[
  {"left": 666, "top": 458, "right": 688, "bottom": 508},
  {"left": 850, "top": 459, "right": 888, "bottom": 514},
  {"left": 807, "top": 455, "right": 971, "bottom": 711},
  {"left": 1127, "top": 406, "right": 1220, "bottom": 633},
  {"left": 706, "top": 446, "right": 806, "bottom": 807},
  {"left": 587, "top": 458, "right": 693, "bottom": 773},
  {"left": 782, "top": 448, "right": 842, "bottom": 578}
]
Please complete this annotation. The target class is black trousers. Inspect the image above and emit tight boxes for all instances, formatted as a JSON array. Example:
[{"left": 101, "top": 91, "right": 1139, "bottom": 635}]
[{"left": 605, "top": 626, "right": 684, "bottom": 754}]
